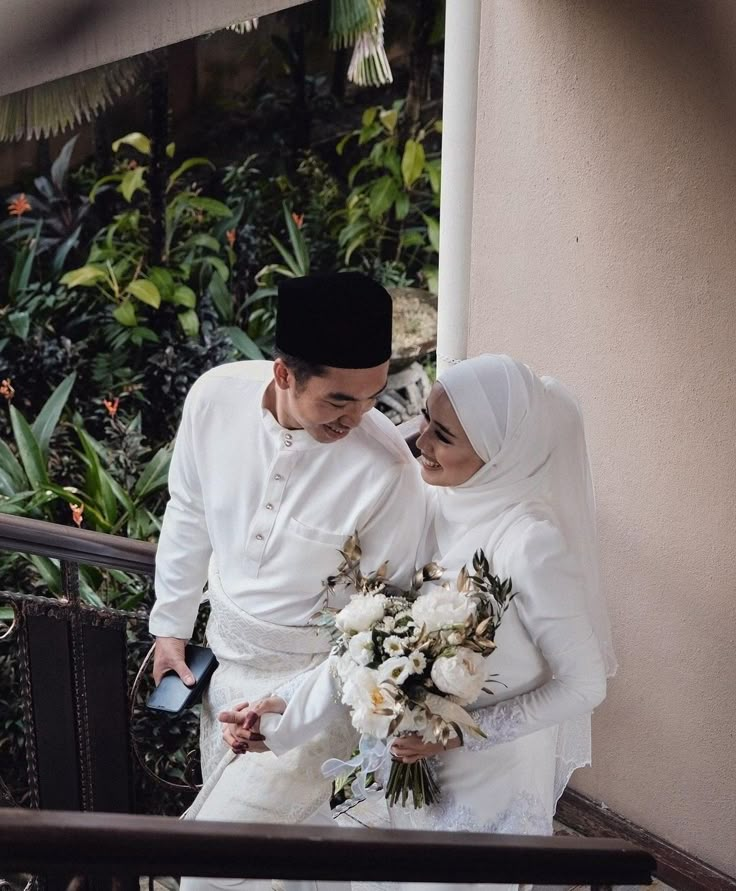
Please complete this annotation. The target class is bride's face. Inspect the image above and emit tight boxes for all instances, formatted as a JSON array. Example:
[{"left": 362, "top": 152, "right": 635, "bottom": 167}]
[{"left": 416, "top": 384, "right": 484, "bottom": 487}]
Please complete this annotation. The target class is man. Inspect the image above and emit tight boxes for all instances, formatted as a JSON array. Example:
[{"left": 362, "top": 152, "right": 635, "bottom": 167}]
[{"left": 149, "top": 272, "right": 425, "bottom": 891}]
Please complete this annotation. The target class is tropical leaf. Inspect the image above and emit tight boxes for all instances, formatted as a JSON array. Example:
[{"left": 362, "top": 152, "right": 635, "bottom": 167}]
[
  {"left": 120, "top": 166, "right": 147, "bottom": 202},
  {"left": 113, "top": 299, "right": 137, "bottom": 327},
  {"left": 368, "top": 176, "right": 398, "bottom": 220},
  {"left": 9, "top": 406, "right": 48, "bottom": 489},
  {"left": 401, "top": 139, "right": 426, "bottom": 190},
  {"left": 133, "top": 447, "right": 173, "bottom": 501},
  {"left": 177, "top": 309, "right": 200, "bottom": 337},
  {"left": 167, "top": 158, "right": 214, "bottom": 191},
  {"left": 112, "top": 132, "right": 152, "bottom": 156},
  {"left": 31, "top": 371, "right": 77, "bottom": 460},
  {"left": 126, "top": 279, "right": 161, "bottom": 308},
  {"left": 223, "top": 326, "right": 264, "bottom": 360},
  {"left": 61, "top": 265, "right": 107, "bottom": 288}
]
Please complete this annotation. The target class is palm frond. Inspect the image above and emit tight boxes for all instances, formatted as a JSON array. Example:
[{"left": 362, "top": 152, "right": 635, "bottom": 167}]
[
  {"left": 228, "top": 19, "right": 259, "bottom": 34},
  {"left": 0, "top": 57, "right": 144, "bottom": 143},
  {"left": 345, "top": 2, "right": 392, "bottom": 87}
]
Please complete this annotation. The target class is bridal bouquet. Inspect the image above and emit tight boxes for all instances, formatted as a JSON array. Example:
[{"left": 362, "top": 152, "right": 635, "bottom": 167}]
[{"left": 316, "top": 535, "right": 516, "bottom": 809}]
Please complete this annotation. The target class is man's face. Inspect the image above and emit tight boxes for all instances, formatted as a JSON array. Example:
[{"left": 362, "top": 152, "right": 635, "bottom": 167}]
[{"left": 276, "top": 360, "right": 389, "bottom": 443}]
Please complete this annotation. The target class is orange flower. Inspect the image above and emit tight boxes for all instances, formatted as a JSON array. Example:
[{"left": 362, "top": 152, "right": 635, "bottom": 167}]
[
  {"left": 8, "top": 194, "right": 31, "bottom": 217},
  {"left": 291, "top": 212, "right": 304, "bottom": 229},
  {"left": 0, "top": 379, "right": 14, "bottom": 401},
  {"left": 69, "top": 503, "right": 84, "bottom": 528},
  {"left": 226, "top": 229, "right": 236, "bottom": 247},
  {"left": 103, "top": 397, "right": 120, "bottom": 417}
]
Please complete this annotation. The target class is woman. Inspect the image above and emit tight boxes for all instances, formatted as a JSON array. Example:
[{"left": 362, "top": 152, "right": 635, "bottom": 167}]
[{"left": 223, "top": 354, "right": 617, "bottom": 869}]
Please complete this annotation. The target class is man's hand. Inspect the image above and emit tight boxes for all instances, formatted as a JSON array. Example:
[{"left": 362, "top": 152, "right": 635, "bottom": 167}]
[
  {"left": 153, "top": 636, "right": 195, "bottom": 686},
  {"left": 390, "top": 732, "right": 462, "bottom": 764},
  {"left": 218, "top": 696, "right": 287, "bottom": 755}
]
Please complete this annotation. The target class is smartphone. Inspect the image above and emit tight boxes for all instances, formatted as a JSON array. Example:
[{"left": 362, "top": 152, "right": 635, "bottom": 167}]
[{"left": 147, "top": 644, "right": 219, "bottom": 714}]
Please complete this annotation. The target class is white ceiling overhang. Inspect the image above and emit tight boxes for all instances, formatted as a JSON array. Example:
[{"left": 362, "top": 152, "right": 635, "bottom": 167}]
[{"left": 0, "top": 0, "right": 310, "bottom": 98}]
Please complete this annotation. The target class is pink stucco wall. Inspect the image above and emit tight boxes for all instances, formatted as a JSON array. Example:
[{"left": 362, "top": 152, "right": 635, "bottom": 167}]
[{"left": 467, "top": 0, "right": 736, "bottom": 875}]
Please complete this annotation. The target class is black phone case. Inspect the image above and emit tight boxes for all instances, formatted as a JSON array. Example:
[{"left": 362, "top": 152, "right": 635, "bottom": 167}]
[{"left": 147, "top": 644, "right": 219, "bottom": 715}]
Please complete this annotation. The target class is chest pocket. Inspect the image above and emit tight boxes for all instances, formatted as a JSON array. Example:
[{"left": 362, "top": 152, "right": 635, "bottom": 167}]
[{"left": 288, "top": 517, "right": 352, "bottom": 548}]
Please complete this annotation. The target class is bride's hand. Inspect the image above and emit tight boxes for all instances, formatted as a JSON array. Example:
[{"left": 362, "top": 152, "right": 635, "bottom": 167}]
[
  {"left": 390, "top": 732, "right": 462, "bottom": 763},
  {"left": 218, "top": 696, "right": 286, "bottom": 754}
]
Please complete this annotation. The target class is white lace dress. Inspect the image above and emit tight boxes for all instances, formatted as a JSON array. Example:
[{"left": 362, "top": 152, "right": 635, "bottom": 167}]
[{"left": 266, "top": 511, "right": 607, "bottom": 891}]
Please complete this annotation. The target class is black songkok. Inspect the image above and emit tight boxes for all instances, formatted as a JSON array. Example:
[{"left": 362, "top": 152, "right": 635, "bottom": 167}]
[{"left": 275, "top": 272, "right": 392, "bottom": 369}]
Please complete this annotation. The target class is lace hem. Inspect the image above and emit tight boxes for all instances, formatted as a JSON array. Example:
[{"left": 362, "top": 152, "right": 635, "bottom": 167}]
[{"left": 464, "top": 699, "right": 526, "bottom": 751}]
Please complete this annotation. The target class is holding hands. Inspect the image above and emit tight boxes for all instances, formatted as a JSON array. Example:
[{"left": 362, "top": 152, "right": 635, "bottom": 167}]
[{"left": 219, "top": 696, "right": 287, "bottom": 754}]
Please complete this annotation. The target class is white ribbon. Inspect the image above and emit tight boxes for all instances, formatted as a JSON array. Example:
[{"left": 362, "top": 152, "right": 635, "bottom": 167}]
[{"left": 321, "top": 733, "right": 391, "bottom": 797}]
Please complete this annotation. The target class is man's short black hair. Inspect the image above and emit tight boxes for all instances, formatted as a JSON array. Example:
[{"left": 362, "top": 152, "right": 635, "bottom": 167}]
[{"left": 273, "top": 349, "right": 327, "bottom": 389}]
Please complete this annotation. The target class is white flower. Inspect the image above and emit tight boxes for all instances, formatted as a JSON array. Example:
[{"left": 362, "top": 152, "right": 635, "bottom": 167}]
[
  {"left": 335, "top": 592, "right": 387, "bottom": 633},
  {"left": 331, "top": 650, "right": 354, "bottom": 682},
  {"left": 430, "top": 648, "right": 487, "bottom": 703},
  {"left": 379, "top": 615, "right": 396, "bottom": 632},
  {"left": 445, "top": 630, "right": 464, "bottom": 646},
  {"left": 411, "top": 588, "right": 476, "bottom": 632},
  {"left": 408, "top": 651, "right": 427, "bottom": 674},
  {"left": 341, "top": 667, "right": 399, "bottom": 738},
  {"left": 378, "top": 656, "right": 411, "bottom": 686},
  {"left": 383, "top": 634, "right": 406, "bottom": 657},
  {"left": 348, "top": 631, "right": 375, "bottom": 666}
]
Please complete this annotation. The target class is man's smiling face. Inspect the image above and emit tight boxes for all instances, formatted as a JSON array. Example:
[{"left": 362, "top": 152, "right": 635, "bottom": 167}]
[{"left": 274, "top": 359, "right": 389, "bottom": 442}]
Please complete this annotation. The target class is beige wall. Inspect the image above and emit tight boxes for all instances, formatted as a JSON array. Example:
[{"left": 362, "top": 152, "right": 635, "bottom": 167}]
[
  {"left": 0, "top": 0, "right": 307, "bottom": 97},
  {"left": 468, "top": 0, "right": 736, "bottom": 875}
]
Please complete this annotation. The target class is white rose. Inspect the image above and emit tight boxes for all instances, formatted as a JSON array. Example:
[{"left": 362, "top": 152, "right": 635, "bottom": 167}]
[
  {"left": 348, "top": 631, "right": 375, "bottom": 666},
  {"left": 341, "top": 667, "right": 399, "bottom": 738},
  {"left": 335, "top": 593, "right": 387, "bottom": 633},
  {"left": 411, "top": 588, "right": 476, "bottom": 632},
  {"left": 430, "top": 648, "right": 487, "bottom": 703},
  {"left": 378, "top": 656, "right": 411, "bottom": 686}
]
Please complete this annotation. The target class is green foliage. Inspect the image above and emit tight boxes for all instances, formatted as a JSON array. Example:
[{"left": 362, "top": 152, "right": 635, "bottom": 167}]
[
  {"left": 0, "top": 375, "right": 171, "bottom": 608},
  {"left": 335, "top": 100, "right": 442, "bottom": 291},
  {"left": 61, "top": 133, "right": 238, "bottom": 342}
]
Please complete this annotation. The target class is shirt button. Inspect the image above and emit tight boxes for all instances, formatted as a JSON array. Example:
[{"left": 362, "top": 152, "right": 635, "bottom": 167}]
[
  {"left": 284, "top": 441, "right": 292, "bottom": 448},
  {"left": 255, "top": 534, "right": 264, "bottom": 541},
  {"left": 265, "top": 503, "right": 273, "bottom": 511},
  {"left": 274, "top": 474, "right": 283, "bottom": 481}
]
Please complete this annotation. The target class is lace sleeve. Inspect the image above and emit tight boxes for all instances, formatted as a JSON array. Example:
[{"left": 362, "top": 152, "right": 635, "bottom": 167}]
[
  {"left": 274, "top": 671, "right": 308, "bottom": 705},
  {"left": 463, "top": 700, "right": 526, "bottom": 751}
]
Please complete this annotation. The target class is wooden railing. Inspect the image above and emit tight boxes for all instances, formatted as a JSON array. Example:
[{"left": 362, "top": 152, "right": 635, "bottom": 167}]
[{"left": 0, "top": 808, "right": 656, "bottom": 887}]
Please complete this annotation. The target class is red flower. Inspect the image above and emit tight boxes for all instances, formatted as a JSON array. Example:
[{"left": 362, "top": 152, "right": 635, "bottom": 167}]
[
  {"left": 8, "top": 194, "right": 31, "bottom": 217},
  {"left": 69, "top": 503, "right": 84, "bottom": 528},
  {"left": 226, "top": 229, "right": 236, "bottom": 247},
  {"left": 291, "top": 212, "right": 304, "bottom": 229},
  {"left": 103, "top": 397, "right": 120, "bottom": 417},
  {"left": 0, "top": 379, "right": 14, "bottom": 401}
]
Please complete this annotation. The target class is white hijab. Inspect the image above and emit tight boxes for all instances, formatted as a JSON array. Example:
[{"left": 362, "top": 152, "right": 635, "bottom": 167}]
[{"left": 435, "top": 354, "right": 617, "bottom": 798}]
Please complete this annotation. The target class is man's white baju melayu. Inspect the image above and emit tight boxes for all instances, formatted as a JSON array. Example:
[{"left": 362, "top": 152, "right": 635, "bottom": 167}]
[{"left": 149, "top": 362, "right": 425, "bottom": 891}]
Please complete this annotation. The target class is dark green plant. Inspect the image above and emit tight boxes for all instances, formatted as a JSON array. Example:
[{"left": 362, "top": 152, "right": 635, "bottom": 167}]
[{"left": 0, "top": 135, "right": 92, "bottom": 278}]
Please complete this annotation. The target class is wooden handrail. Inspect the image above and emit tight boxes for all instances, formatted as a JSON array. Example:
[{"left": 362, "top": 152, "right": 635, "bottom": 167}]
[
  {"left": 0, "top": 809, "right": 656, "bottom": 885},
  {"left": 0, "top": 513, "right": 156, "bottom": 575}
]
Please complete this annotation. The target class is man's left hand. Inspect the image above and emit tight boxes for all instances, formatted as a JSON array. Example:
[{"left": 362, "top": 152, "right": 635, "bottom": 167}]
[{"left": 390, "top": 732, "right": 462, "bottom": 764}]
